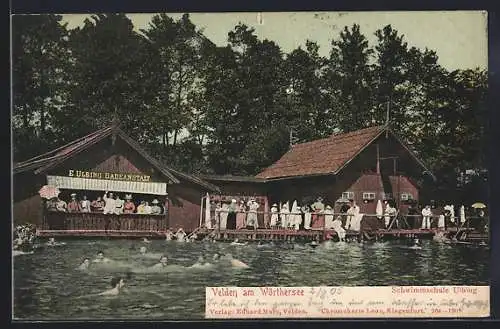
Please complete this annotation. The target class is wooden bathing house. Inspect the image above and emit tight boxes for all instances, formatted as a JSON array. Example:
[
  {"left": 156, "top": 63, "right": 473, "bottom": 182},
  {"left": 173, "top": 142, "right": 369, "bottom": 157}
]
[
  {"left": 255, "top": 125, "right": 437, "bottom": 231},
  {"left": 13, "top": 124, "right": 220, "bottom": 238}
]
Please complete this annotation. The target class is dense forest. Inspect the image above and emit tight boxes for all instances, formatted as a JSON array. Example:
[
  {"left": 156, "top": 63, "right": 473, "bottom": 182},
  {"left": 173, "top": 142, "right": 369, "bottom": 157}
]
[{"left": 12, "top": 13, "right": 488, "bottom": 203}]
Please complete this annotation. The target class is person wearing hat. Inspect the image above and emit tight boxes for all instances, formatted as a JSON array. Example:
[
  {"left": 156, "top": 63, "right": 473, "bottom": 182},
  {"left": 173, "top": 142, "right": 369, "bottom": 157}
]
[
  {"left": 68, "top": 193, "right": 82, "bottom": 213},
  {"left": 270, "top": 203, "right": 279, "bottom": 229},
  {"left": 236, "top": 200, "right": 247, "bottom": 229},
  {"left": 311, "top": 197, "right": 325, "bottom": 229},
  {"left": 136, "top": 201, "right": 146, "bottom": 214},
  {"left": 246, "top": 198, "right": 259, "bottom": 230},
  {"left": 151, "top": 199, "right": 162, "bottom": 215},
  {"left": 123, "top": 194, "right": 136, "bottom": 214}
]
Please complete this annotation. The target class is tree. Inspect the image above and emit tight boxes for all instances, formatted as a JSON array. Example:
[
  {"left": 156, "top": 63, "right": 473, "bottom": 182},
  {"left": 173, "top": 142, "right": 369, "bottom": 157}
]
[
  {"left": 326, "top": 24, "right": 374, "bottom": 131},
  {"left": 12, "top": 14, "right": 70, "bottom": 161},
  {"left": 60, "top": 14, "right": 150, "bottom": 142}
]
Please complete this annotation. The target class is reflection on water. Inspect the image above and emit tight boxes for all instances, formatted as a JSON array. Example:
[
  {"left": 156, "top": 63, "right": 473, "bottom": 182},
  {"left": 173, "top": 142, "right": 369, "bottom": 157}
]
[{"left": 13, "top": 239, "right": 489, "bottom": 320}]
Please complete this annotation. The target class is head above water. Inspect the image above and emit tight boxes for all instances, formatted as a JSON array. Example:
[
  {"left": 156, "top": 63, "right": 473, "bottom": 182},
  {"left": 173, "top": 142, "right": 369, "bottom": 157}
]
[
  {"left": 83, "top": 258, "right": 90, "bottom": 265},
  {"left": 159, "top": 255, "right": 168, "bottom": 265},
  {"left": 97, "top": 251, "right": 104, "bottom": 259},
  {"left": 111, "top": 276, "right": 124, "bottom": 289},
  {"left": 139, "top": 246, "right": 147, "bottom": 254},
  {"left": 213, "top": 253, "right": 221, "bottom": 261}
]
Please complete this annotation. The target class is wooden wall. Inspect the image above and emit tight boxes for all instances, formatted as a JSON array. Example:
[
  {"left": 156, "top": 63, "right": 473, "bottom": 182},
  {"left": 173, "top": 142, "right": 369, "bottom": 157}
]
[{"left": 167, "top": 181, "right": 208, "bottom": 231}]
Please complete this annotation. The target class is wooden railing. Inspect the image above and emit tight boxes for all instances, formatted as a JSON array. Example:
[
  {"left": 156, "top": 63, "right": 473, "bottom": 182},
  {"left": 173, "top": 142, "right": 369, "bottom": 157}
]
[{"left": 44, "top": 212, "right": 167, "bottom": 231}]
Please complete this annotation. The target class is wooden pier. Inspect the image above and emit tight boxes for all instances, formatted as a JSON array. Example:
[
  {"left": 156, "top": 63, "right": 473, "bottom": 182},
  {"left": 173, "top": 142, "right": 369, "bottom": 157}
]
[{"left": 35, "top": 226, "right": 487, "bottom": 244}]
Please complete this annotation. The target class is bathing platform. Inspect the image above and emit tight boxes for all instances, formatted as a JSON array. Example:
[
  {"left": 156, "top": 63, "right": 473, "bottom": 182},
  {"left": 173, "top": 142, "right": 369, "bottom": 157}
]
[{"left": 36, "top": 227, "right": 485, "bottom": 243}]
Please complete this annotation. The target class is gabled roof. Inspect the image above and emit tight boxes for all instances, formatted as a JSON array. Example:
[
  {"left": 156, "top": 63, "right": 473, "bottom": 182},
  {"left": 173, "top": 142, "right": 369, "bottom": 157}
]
[
  {"left": 200, "top": 174, "right": 267, "bottom": 183},
  {"left": 256, "top": 125, "right": 435, "bottom": 181},
  {"left": 14, "top": 125, "right": 220, "bottom": 192}
]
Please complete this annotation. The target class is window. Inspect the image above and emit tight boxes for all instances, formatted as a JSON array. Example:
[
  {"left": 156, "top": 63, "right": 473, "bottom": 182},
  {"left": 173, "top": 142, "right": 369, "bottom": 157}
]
[
  {"left": 363, "top": 192, "right": 376, "bottom": 200},
  {"left": 401, "top": 193, "right": 413, "bottom": 201},
  {"left": 381, "top": 192, "right": 393, "bottom": 200},
  {"left": 342, "top": 192, "right": 354, "bottom": 200}
]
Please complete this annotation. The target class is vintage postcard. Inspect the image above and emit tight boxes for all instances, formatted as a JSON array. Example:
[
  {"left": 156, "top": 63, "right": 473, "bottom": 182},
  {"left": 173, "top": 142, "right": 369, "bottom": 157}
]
[{"left": 11, "top": 11, "right": 489, "bottom": 320}]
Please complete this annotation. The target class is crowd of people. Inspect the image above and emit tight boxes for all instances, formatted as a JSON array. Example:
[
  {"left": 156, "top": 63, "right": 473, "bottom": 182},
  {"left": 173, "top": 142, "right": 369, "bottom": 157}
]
[
  {"left": 207, "top": 196, "right": 487, "bottom": 233},
  {"left": 46, "top": 191, "right": 167, "bottom": 215}
]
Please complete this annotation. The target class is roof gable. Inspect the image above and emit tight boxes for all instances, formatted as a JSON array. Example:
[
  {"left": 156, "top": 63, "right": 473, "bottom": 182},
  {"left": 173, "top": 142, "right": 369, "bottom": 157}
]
[
  {"left": 13, "top": 126, "right": 220, "bottom": 192},
  {"left": 256, "top": 125, "right": 386, "bottom": 179}
]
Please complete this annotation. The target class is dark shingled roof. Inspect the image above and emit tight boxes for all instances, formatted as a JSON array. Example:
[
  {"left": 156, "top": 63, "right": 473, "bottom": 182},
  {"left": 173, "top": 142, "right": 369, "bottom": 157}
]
[
  {"left": 200, "top": 175, "right": 267, "bottom": 183},
  {"left": 256, "top": 125, "right": 435, "bottom": 181},
  {"left": 14, "top": 125, "right": 220, "bottom": 192}
]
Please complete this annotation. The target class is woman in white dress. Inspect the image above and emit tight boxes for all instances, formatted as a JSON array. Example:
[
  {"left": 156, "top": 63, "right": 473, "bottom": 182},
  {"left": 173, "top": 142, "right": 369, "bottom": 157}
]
[
  {"left": 291, "top": 200, "right": 301, "bottom": 230},
  {"left": 220, "top": 202, "right": 229, "bottom": 230},
  {"left": 270, "top": 204, "right": 279, "bottom": 229},
  {"left": 280, "top": 203, "right": 289, "bottom": 229},
  {"left": 324, "top": 205, "right": 335, "bottom": 229},
  {"left": 302, "top": 205, "right": 312, "bottom": 230}
]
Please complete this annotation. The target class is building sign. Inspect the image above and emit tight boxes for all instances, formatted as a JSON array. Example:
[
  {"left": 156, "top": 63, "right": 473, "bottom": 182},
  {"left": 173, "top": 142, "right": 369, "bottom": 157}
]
[{"left": 68, "top": 170, "right": 151, "bottom": 182}]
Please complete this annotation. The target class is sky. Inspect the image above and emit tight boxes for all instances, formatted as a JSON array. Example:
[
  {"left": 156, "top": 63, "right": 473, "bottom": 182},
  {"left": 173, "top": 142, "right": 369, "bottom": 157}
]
[{"left": 60, "top": 11, "right": 488, "bottom": 71}]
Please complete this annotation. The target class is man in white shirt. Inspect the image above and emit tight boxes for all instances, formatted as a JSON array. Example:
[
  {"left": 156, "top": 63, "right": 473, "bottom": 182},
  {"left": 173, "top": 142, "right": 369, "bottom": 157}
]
[
  {"left": 103, "top": 191, "right": 116, "bottom": 214},
  {"left": 421, "top": 205, "right": 432, "bottom": 229}
]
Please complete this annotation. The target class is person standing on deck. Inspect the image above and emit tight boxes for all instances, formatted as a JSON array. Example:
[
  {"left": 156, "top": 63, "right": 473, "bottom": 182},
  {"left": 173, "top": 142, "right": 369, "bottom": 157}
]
[
  {"left": 144, "top": 201, "right": 152, "bottom": 215},
  {"left": 345, "top": 202, "right": 356, "bottom": 230},
  {"left": 421, "top": 205, "right": 432, "bottom": 230},
  {"left": 246, "top": 198, "right": 259, "bottom": 230},
  {"left": 270, "top": 203, "right": 279, "bottom": 229},
  {"left": 324, "top": 205, "right": 335, "bottom": 229},
  {"left": 114, "top": 195, "right": 124, "bottom": 215},
  {"left": 220, "top": 202, "right": 229, "bottom": 230},
  {"left": 68, "top": 193, "right": 81, "bottom": 213},
  {"left": 311, "top": 197, "right": 325, "bottom": 229},
  {"left": 280, "top": 202, "right": 290, "bottom": 229},
  {"left": 214, "top": 202, "right": 222, "bottom": 230},
  {"left": 80, "top": 195, "right": 91, "bottom": 213},
  {"left": 91, "top": 196, "right": 105, "bottom": 213},
  {"left": 227, "top": 199, "right": 238, "bottom": 229},
  {"left": 136, "top": 201, "right": 146, "bottom": 214},
  {"left": 291, "top": 200, "right": 302, "bottom": 230},
  {"left": 55, "top": 197, "right": 67, "bottom": 212},
  {"left": 236, "top": 200, "right": 247, "bottom": 229},
  {"left": 123, "top": 195, "right": 136, "bottom": 214},
  {"left": 103, "top": 191, "right": 116, "bottom": 214},
  {"left": 302, "top": 205, "right": 312, "bottom": 230},
  {"left": 151, "top": 199, "right": 162, "bottom": 215},
  {"left": 332, "top": 216, "right": 346, "bottom": 241}
]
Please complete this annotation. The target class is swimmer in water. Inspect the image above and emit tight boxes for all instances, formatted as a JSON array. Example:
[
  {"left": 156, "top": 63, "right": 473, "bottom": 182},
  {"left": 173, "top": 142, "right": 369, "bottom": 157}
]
[
  {"left": 226, "top": 254, "right": 249, "bottom": 268},
  {"left": 212, "top": 252, "right": 222, "bottom": 262},
  {"left": 150, "top": 255, "right": 168, "bottom": 269},
  {"left": 92, "top": 251, "right": 112, "bottom": 263},
  {"left": 143, "top": 238, "right": 152, "bottom": 244},
  {"left": 78, "top": 258, "right": 91, "bottom": 270},
  {"left": 98, "top": 276, "right": 125, "bottom": 296},
  {"left": 309, "top": 240, "right": 319, "bottom": 248},
  {"left": 191, "top": 255, "right": 211, "bottom": 268},
  {"left": 230, "top": 239, "right": 247, "bottom": 246},
  {"left": 47, "top": 238, "right": 56, "bottom": 246},
  {"left": 139, "top": 246, "right": 147, "bottom": 255}
]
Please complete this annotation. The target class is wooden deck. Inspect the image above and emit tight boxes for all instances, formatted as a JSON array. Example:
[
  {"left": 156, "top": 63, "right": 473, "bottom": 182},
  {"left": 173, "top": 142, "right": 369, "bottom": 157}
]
[{"left": 35, "top": 227, "right": 486, "bottom": 243}]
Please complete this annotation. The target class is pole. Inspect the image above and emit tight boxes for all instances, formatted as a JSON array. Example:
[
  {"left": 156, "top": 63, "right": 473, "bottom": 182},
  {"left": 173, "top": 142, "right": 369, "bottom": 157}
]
[{"left": 376, "top": 144, "right": 380, "bottom": 174}]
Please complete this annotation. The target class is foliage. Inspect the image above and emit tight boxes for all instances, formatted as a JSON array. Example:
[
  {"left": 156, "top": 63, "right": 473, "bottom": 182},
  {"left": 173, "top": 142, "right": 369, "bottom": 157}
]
[{"left": 11, "top": 15, "right": 488, "bottom": 202}]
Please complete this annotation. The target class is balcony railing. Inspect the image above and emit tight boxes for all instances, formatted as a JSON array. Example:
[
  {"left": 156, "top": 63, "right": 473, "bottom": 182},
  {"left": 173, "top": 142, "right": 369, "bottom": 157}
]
[{"left": 43, "top": 211, "right": 167, "bottom": 231}]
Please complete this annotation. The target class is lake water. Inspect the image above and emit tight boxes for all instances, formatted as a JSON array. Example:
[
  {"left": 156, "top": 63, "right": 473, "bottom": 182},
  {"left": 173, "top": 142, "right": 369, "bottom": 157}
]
[{"left": 13, "top": 239, "right": 490, "bottom": 320}]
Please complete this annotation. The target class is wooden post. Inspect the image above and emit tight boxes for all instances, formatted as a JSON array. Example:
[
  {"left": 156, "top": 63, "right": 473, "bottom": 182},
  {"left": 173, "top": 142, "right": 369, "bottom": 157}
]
[{"left": 376, "top": 144, "right": 380, "bottom": 174}]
